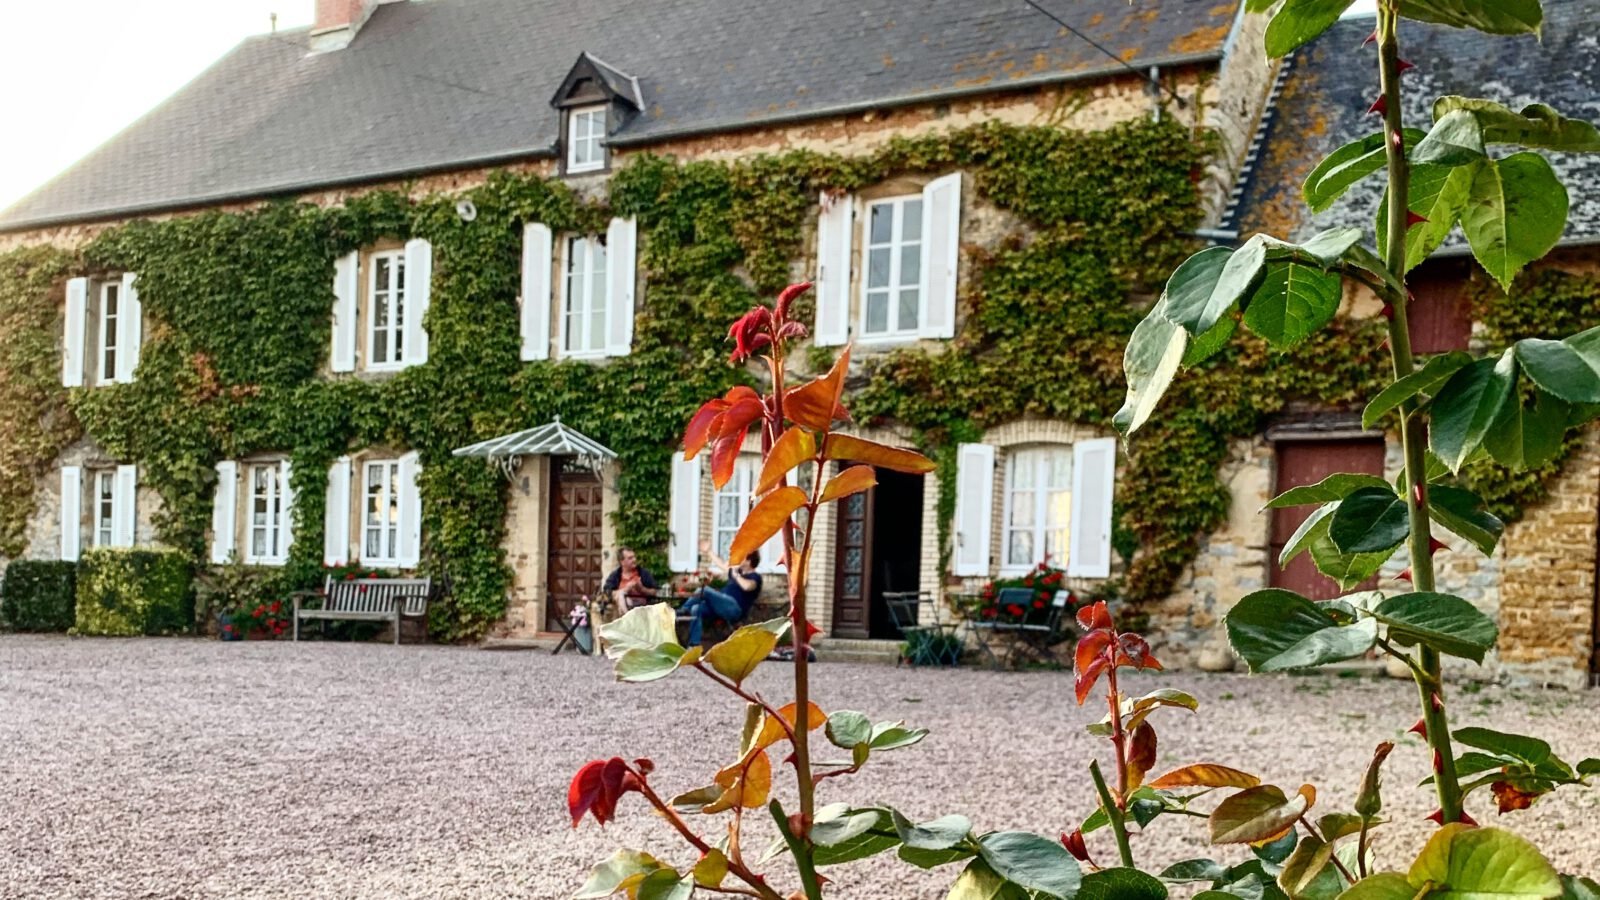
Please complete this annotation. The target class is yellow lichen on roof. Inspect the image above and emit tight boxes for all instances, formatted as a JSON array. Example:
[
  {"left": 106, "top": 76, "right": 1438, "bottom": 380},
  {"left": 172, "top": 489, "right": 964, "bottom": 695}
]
[
  {"left": 1087, "top": 12, "right": 1105, "bottom": 27},
  {"left": 1170, "top": 22, "right": 1231, "bottom": 54},
  {"left": 1120, "top": 47, "right": 1140, "bottom": 62}
]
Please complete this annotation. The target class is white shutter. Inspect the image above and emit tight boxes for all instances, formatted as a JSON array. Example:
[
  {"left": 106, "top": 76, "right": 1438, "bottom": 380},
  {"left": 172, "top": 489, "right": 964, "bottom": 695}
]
[
  {"left": 116, "top": 272, "right": 142, "bottom": 382},
  {"left": 323, "top": 456, "right": 351, "bottom": 565},
  {"left": 814, "top": 192, "right": 853, "bottom": 346},
  {"left": 396, "top": 451, "right": 423, "bottom": 569},
  {"left": 521, "top": 223, "right": 554, "bottom": 361},
  {"left": 952, "top": 443, "right": 995, "bottom": 577},
  {"left": 210, "top": 461, "right": 238, "bottom": 564},
  {"left": 605, "top": 217, "right": 637, "bottom": 357},
  {"left": 277, "top": 459, "right": 295, "bottom": 562},
  {"left": 919, "top": 172, "right": 961, "bottom": 339},
  {"left": 668, "top": 453, "right": 701, "bottom": 573},
  {"left": 63, "top": 277, "right": 88, "bottom": 387},
  {"left": 60, "top": 466, "right": 82, "bottom": 562},
  {"left": 1068, "top": 438, "right": 1117, "bottom": 578},
  {"left": 331, "top": 252, "right": 359, "bottom": 373},
  {"left": 403, "top": 238, "right": 433, "bottom": 365},
  {"left": 112, "top": 464, "right": 137, "bottom": 548}
]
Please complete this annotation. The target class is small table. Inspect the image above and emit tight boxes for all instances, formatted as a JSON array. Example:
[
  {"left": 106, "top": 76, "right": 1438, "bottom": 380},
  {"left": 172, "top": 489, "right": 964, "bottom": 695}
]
[{"left": 550, "top": 594, "right": 612, "bottom": 656}]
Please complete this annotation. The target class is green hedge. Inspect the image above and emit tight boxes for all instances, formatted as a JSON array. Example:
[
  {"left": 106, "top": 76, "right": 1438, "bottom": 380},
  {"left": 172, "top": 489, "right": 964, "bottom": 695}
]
[
  {"left": 1, "top": 560, "right": 77, "bottom": 632},
  {"left": 75, "top": 548, "right": 195, "bottom": 636}
]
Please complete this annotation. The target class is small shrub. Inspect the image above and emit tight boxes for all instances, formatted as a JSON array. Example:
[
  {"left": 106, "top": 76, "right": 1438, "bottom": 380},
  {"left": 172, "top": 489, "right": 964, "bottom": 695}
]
[
  {"left": 1, "top": 560, "right": 77, "bottom": 632},
  {"left": 75, "top": 548, "right": 195, "bottom": 636}
]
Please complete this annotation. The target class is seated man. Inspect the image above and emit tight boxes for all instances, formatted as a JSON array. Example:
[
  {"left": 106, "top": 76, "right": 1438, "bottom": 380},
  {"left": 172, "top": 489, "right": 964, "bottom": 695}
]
[
  {"left": 602, "top": 546, "right": 658, "bottom": 609},
  {"left": 680, "top": 540, "right": 762, "bottom": 645}
]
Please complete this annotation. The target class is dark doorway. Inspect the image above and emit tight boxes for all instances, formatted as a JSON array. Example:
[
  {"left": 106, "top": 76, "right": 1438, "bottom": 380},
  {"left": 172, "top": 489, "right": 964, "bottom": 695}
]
[
  {"left": 1269, "top": 438, "right": 1386, "bottom": 601},
  {"left": 546, "top": 458, "right": 605, "bottom": 631},
  {"left": 830, "top": 466, "right": 924, "bottom": 639}
]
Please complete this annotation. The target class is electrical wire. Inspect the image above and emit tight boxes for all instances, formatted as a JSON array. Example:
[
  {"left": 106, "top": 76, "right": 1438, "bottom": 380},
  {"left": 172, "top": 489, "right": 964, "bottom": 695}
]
[{"left": 1019, "top": 0, "right": 1189, "bottom": 108}]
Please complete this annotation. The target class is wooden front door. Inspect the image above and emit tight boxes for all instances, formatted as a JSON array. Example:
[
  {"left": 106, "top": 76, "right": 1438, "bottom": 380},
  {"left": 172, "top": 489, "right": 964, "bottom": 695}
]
[
  {"left": 1269, "top": 439, "right": 1386, "bottom": 601},
  {"left": 831, "top": 484, "right": 874, "bottom": 639},
  {"left": 546, "top": 459, "right": 605, "bottom": 631}
]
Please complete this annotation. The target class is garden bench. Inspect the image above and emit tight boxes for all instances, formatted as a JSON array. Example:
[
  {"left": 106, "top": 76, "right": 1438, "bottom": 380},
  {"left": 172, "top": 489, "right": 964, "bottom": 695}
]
[
  {"left": 291, "top": 576, "right": 431, "bottom": 645},
  {"left": 968, "top": 587, "right": 1072, "bottom": 669}
]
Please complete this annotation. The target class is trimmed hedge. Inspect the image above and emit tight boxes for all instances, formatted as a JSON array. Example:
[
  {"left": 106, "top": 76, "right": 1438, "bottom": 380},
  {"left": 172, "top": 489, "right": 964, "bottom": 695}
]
[
  {"left": 1, "top": 560, "right": 77, "bottom": 632},
  {"left": 75, "top": 548, "right": 195, "bottom": 636}
]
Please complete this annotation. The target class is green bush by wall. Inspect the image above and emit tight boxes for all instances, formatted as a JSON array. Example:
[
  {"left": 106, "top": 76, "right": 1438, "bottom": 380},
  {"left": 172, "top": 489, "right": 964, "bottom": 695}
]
[
  {"left": 75, "top": 548, "right": 195, "bottom": 636},
  {"left": 1, "top": 560, "right": 77, "bottom": 632}
]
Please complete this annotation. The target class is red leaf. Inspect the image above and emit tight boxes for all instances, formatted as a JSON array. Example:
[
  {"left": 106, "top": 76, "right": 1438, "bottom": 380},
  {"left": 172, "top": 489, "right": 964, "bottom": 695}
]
[
  {"left": 785, "top": 347, "right": 851, "bottom": 430},
  {"left": 1076, "top": 601, "right": 1113, "bottom": 631},
  {"left": 1491, "top": 780, "right": 1539, "bottom": 813},
  {"left": 729, "top": 486, "right": 808, "bottom": 564},
  {"left": 774, "top": 281, "right": 812, "bottom": 320},
  {"left": 1060, "top": 830, "right": 1090, "bottom": 863},
  {"left": 568, "top": 760, "right": 607, "bottom": 827},
  {"left": 1126, "top": 723, "right": 1158, "bottom": 791},
  {"left": 1075, "top": 655, "right": 1109, "bottom": 706},
  {"left": 1074, "top": 631, "right": 1112, "bottom": 680}
]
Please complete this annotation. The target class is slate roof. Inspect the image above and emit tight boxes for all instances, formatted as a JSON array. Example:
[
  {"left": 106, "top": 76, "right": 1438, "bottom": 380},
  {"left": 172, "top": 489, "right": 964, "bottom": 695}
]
[
  {"left": 1229, "top": 0, "right": 1600, "bottom": 248},
  {"left": 0, "top": 0, "right": 1242, "bottom": 232}
]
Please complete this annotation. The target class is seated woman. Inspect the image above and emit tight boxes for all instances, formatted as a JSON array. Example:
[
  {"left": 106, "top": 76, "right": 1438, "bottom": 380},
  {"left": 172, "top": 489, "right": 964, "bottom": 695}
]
[{"left": 681, "top": 539, "right": 762, "bottom": 645}]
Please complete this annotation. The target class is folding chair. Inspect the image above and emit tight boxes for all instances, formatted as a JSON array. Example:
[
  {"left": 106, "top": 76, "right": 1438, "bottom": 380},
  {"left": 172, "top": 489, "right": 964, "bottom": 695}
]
[{"left": 885, "top": 592, "right": 938, "bottom": 666}]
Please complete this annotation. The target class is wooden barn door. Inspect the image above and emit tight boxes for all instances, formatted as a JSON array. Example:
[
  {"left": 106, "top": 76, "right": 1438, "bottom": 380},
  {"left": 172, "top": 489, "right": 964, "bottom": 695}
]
[
  {"left": 546, "top": 459, "right": 605, "bottom": 631},
  {"left": 1269, "top": 439, "right": 1386, "bottom": 601}
]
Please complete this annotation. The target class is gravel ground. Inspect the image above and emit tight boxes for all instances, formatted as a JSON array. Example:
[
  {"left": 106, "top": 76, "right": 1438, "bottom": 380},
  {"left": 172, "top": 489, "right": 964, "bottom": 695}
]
[{"left": 1, "top": 635, "right": 1596, "bottom": 899}]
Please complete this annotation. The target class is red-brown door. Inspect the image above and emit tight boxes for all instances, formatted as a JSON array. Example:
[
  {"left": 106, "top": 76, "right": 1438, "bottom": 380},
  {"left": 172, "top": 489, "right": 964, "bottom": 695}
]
[
  {"left": 831, "top": 484, "right": 874, "bottom": 639},
  {"left": 1269, "top": 439, "right": 1387, "bottom": 601},
  {"left": 546, "top": 459, "right": 605, "bottom": 631}
]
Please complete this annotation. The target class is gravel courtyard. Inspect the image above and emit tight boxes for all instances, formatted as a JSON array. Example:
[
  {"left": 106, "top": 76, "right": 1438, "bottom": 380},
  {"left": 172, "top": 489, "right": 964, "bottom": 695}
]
[{"left": 1, "top": 635, "right": 1595, "bottom": 899}]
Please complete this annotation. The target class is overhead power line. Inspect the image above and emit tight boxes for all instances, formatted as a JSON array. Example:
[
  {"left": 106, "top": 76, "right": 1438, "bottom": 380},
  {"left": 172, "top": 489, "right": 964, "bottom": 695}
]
[{"left": 1020, "top": 0, "right": 1189, "bottom": 109}]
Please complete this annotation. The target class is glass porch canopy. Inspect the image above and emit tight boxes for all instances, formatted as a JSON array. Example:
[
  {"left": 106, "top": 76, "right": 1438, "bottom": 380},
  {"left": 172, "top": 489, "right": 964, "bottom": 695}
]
[{"left": 451, "top": 417, "right": 618, "bottom": 465}]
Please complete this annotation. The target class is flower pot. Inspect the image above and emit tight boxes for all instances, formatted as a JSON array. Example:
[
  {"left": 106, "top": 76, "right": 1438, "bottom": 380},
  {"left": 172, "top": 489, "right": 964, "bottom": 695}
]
[{"left": 574, "top": 624, "right": 593, "bottom": 654}]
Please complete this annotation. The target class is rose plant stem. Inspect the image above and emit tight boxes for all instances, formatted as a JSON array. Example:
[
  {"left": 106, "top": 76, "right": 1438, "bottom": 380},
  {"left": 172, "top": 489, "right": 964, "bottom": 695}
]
[{"left": 1089, "top": 760, "right": 1135, "bottom": 868}]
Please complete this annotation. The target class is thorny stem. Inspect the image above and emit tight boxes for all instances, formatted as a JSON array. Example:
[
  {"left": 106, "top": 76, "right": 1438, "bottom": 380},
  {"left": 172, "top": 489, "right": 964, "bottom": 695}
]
[
  {"left": 692, "top": 662, "right": 797, "bottom": 744},
  {"left": 1375, "top": 1, "right": 1465, "bottom": 824},
  {"left": 635, "top": 775, "right": 784, "bottom": 900},
  {"left": 1089, "top": 760, "right": 1135, "bottom": 868},
  {"left": 1105, "top": 665, "right": 1131, "bottom": 803}
]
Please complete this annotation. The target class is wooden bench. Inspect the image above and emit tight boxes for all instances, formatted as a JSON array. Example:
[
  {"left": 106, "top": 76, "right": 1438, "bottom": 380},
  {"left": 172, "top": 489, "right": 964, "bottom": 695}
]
[{"left": 292, "top": 576, "right": 431, "bottom": 645}]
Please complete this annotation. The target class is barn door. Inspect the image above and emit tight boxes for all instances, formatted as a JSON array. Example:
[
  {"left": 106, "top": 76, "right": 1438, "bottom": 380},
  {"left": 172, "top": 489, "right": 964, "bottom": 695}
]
[
  {"left": 546, "top": 458, "right": 605, "bottom": 631},
  {"left": 831, "top": 479, "right": 875, "bottom": 639},
  {"left": 1269, "top": 439, "right": 1386, "bottom": 601}
]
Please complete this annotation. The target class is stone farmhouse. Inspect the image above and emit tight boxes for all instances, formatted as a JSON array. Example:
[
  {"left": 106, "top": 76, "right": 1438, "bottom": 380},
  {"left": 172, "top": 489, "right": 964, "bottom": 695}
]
[{"left": 0, "top": 0, "right": 1595, "bottom": 688}]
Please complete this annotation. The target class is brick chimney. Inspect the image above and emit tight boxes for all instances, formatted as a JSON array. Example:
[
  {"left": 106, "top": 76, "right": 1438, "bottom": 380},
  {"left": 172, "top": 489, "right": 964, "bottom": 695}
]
[{"left": 311, "top": 0, "right": 394, "bottom": 52}]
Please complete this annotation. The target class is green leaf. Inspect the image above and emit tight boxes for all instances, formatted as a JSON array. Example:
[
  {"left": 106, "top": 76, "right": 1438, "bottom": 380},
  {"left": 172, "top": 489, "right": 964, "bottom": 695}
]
[
  {"left": 1379, "top": 163, "right": 1475, "bottom": 272},
  {"left": 1564, "top": 875, "right": 1600, "bottom": 900},
  {"left": 1255, "top": 828, "right": 1301, "bottom": 866},
  {"left": 1279, "top": 503, "right": 1335, "bottom": 567},
  {"left": 614, "top": 644, "right": 690, "bottom": 682},
  {"left": 1452, "top": 727, "right": 1552, "bottom": 765},
  {"left": 1226, "top": 589, "right": 1378, "bottom": 672},
  {"left": 1303, "top": 131, "right": 1426, "bottom": 213},
  {"left": 599, "top": 603, "right": 681, "bottom": 656},
  {"left": 1370, "top": 592, "right": 1498, "bottom": 662},
  {"left": 1337, "top": 872, "right": 1414, "bottom": 900},
  {"left": 1080, "top": 868, "right": 1168, "bottom": 900},
  {"left": 1414, "top": 109, "right": 1488, "bottom": 167},
  {"left": 825, "top": 710, "right": 872, "bottom": 749},
  {"left": 1267, "top": 474, "right": 1391, "bottom": 510},
  {"left": 1427, "top": 484, "right": 1503, "bottom": 556},
  {"left": 704, "top": 617, "right": 789, "bottom": 685},
  {"left": 869, "top": 720, "right": 929, "bottom": 751},
  {"left": 947, "top": 859, "right": 1024, "bottom": 900},
  {"left": 975, "top": 832, "right": 1083, "bottom": 899},
  {"left": 634, "top": 869, "right": 694, "bottom": 900},
  {"left": 1328, "top": 486, "right": 1409, "bottom": 555},
  {"left": 1316, "top": 813, "right": 1368, "bottom": 841},
  {"left": 891, "top": 810, "right": 973, "bottom": 850},
  {"left": 1265, "top": 0, "right": 1357, "bottom": 57},
  {"left": 1278, "top": 835, "right": 1335, "bottom": 899},
  {"left": 902, "top": 844, "right": 976, "bottom": 869},
  {"left": 1484, "top": 388, "right": 1570, "bottom": 470},
  {"left": 1461, "top": 153, "right": 1570, "bottom": 292},
  {"left": 1431, "top": 350, "right": 1517, "bottom": 473},
  {"left": 1399, "top": 0, "right": 1543, "bottom": 34},
  {"left": 1577, "top": 759, "right": 1600, "bottom": 777},
  {"left": 1160, "top": 859, "right": 1228, "bottom": 884},
  {"left": 1435, "top": 97, "right": 1600, "bottom": 152},
  {"left": 1241, "top": 261, "right": 1343, "bottom": 349},
  {"left": 1410, "top": 824, "right": 1562, "bottom": 898},
  {"left": 1210, "top": 785, "right": 1313, "bottom": 844},
  {"left": 810, "top": 805, "right": 901, "bottom": 865},
  {"left": 1079, "top": 805, "right": 1108, "bottom": 835},
  {"left": 1164, "top": 243, "right": 1268, "bottom": 337},
  {"left": 1362, "top": 351, "right": 1473, "bottom": 428},
  {"left": 1515, "top": 328, "right": 1600, "bottom": 403},
  {"left": 575, "top": 849, "right": 671, "bottom": 899},
  {"left": 1307, "top": 519, "right": 1396, "bottom": 589},
  {"left": 1115, "top": 311, "right": 1188, "bottom": 435},
  {"left": 1290, "top": 227, "right": 1365, "bottom": 265}
]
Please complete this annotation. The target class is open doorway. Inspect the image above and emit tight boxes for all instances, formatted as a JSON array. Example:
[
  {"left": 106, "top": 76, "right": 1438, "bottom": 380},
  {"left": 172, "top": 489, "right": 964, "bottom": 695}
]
[{"left": 830, "top": 466, "right": 925, "bottom": 639}]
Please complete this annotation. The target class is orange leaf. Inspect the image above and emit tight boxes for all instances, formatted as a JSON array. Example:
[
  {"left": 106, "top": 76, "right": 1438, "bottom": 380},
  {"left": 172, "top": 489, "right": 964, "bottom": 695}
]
[
  {"left": 754, "top": 701, "right": 826, "bottom": 751},
  {"left": 705, "top": 749, "right": 773, "bottom": 812},
  {"left": 818, "top": 465, "right": 876, "bottom": 504},
  {"left": 757, "top": 428, "right": 815, "bottom": 495},
  {"left": 822, "top": 434, "right": 935, "bottom": 474},
  {"left": 1125, "top": 723, "right": 1157, "bottom": 793},
  {"left": 1147, "top": 764, "right": 1261, "bottom": 791},
  {"left": 729, "top": 486, "right": 807, "bottom": 563},
  {"left": 785, "top": 347, "right": 851, "bottom": 430}
]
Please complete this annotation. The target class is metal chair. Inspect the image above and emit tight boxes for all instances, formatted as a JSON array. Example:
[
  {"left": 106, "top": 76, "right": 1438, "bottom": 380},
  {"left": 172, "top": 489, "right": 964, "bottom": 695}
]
[{"left": 885, "top": 591, "right": 959, "bottom": 666}]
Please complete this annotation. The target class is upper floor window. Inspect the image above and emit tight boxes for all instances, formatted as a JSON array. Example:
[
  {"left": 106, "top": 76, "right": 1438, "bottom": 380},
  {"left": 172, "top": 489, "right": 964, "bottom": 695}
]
[
  {"left": 567, "top": 105, "right": 607, "bottom": 173},
  {"left": 330, "top": 241, "right": 433, "bottom": 374},
  {"left": 861, "top": 196, "right": 924, "bottom": 339},
  {"left": 562, "top": 235, "right": 609, "bottom": 357},
  {"left": 97, "top": 281, "right": 122, "bottom": 386},
  {"left": 63, "top": 274, "right": 142, "bottom": 387},
  {"left": 1002, "top": 447, "right": 1073, "bottom": 571},
  {"left": 363, "top": 458, "right": 403, "bottom": 566},
  {"left": 366, "top": 249, "right": 408, "bottom": 369}
]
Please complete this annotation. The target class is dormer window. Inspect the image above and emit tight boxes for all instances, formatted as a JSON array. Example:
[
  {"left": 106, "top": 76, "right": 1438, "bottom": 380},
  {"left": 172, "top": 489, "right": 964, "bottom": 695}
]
[{"left": 567, "top": 105, "right": 608, "bottom": 173}]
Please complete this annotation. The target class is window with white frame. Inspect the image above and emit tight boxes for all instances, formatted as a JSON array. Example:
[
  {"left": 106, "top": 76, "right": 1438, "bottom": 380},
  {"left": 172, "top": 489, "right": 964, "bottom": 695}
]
[
  {"left": 92, "top": 470, "right": 116, "bottom": 548},
  {"left": 96, "top": 281, "right": 121, "bottom": 385},
  {"left": 711, "top": 456, "right": 757, "bottom": 562},
  {"left": 562, "top": 235, "right": 609, "bottom": 356},
  {"left": 362, "top": 459, "right": 402, "bottom": 565},
  {"left": 246, "top": 463, "right": 287, "bottom": 564},
  {"left": 1002, "top": 447, "right": 1073, "bottom": 571},
  {"left": 366, "top": 249, "right": 408, "bottom": 369},
  {"left": 860, "top": 196, "right": 924, "bottom": 339},
  {"left": 567, "top": 105, "right": 607, "bottom": 173}
]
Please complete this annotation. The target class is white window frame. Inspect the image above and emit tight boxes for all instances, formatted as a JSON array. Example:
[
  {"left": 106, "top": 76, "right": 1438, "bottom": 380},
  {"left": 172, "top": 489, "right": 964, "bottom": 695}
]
[
  {"left": 561, "top": 235, "right": 609, "bottom": 358},
  {"left": 711, "top": 456, "right": 757, "bottom": 563},
  {"left": 361, "top": 459, "right": 402, "bottom": 566},
  {"left": 566, "top": 105, "right": 607, "bottom": 173},
  {"left": 1000, "top": 446, "right": 1073, "bottom": 574},
  {"left": 96, "top": 280, "right": 121, "bottom": 386},
  {"left": 857, "top": 194, "right": 925, "bottom": 342},
  {"left": 365, "top": 249, "right": 408, "bottom": 371},
  {"left": 244, "top": 462, "right": 287, "bottom": 565},
  {"left": 93, "top": 470, "right": 116, "bottom": 548}
]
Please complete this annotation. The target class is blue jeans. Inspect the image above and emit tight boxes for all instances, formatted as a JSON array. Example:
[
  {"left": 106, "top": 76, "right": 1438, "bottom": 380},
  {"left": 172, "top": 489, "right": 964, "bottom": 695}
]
[{"left": 682, "top": 587, "right": 746, "bottom": 645}]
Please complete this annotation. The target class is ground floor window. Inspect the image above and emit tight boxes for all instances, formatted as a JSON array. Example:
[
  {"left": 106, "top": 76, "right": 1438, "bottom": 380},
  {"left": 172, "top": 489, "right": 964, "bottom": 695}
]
[
  {"left": 363, "top": 460, "right": 401, "bottom": 565},
  {"left": 1002, "top": 446, "right": 1072, "bottom": 571},
  {"left": 246, "top": 463, "right": 287, "bottom": 564}
]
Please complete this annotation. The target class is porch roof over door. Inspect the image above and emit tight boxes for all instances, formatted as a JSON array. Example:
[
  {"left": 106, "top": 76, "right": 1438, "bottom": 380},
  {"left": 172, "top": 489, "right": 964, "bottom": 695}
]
[{"left": 451, "top": 417, "right": 617, "bottom": 462}]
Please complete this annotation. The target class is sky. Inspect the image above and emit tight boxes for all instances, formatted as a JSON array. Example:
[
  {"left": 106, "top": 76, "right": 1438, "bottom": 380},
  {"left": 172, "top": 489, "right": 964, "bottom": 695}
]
[{"left": 0, "top": 1, "right": 314, "bottom": 211}]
